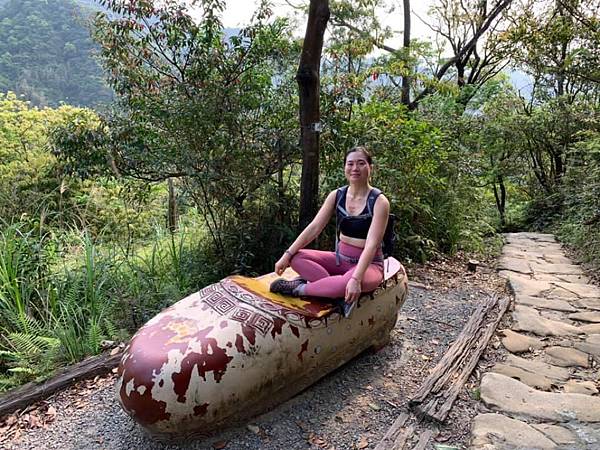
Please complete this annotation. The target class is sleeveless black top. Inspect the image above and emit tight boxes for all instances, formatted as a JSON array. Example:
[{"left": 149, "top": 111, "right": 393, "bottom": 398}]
[{"left": 336, "top": 186, "right": 382, "bottom": 239}]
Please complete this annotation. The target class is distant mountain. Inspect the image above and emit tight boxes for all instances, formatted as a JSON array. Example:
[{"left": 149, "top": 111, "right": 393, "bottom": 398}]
[{"left": 0, "top": 0, "right": 112, "bottom": 107}]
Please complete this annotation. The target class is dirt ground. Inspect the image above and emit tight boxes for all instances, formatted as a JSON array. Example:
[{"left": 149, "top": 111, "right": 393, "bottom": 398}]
[{"left": 1, "top": 252, "right": 510, "bottom": 450}]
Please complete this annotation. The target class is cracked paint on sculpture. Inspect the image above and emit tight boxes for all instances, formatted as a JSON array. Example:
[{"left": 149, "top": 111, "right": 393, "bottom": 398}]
[{"left": 116, "top": 258, "right": 408, "bottom": 439}]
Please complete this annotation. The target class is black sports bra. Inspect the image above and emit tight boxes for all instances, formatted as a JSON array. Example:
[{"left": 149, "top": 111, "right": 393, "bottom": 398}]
[{"left": 336, "top": 186, "right": 381, "bottom": 239}]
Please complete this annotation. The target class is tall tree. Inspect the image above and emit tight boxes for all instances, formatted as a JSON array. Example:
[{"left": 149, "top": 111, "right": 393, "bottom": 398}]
[
  {"left": 297, "top": 0, "right": 330, "bottom": 229},
  {"left": 411, "top": 0, "right": 513, "bottom": 109},
  {"left": 328, "top": 0, "right": 513, "bottom": 110},
  {"left": 54, "top": 0, "right": 300, "bottom": 270},
  {"left": 401, "top": 0, "right": 411, "bottom": 106}
]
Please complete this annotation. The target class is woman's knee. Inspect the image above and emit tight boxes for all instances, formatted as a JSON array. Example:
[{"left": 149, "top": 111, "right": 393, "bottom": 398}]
[
  {"left": 351, "top": 267, "right": 383, "bottom": 292},
  {"left": 290, "top": 249, "right": 311, "bottom": 268}
]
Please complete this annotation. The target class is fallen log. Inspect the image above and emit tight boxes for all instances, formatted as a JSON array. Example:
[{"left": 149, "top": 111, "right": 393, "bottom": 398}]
[
  {"left": 421, "top": 296, "right": 510, "bottom": 421},
  {"left": 409, "top": 294, "right": 510, "bottom": 422},
  {"left": 374, "top": 413, "right": 409, "bottom": 450},
  {"left": 413, "top": 428, "right": 437, "bottom": 450},
  {"left": 409, "top": 295, "right": 498, "bottom": 406},
  {"left": 0, "top": 351, "right": 122, "bottom": 418}
]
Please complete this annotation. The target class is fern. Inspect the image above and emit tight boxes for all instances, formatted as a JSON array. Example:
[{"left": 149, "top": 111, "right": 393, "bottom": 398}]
[
  {"left": 0, "top": 376, "right": 19, "bottom": 392},
  {"left": 86, "top": 318, "right": 103, "bottom": 354},
  {"left": 103, "top": 317, "right": 118, "bottom": 340},
  {"left": 1, "top": 309, "right": 46, "bottom": 335}
]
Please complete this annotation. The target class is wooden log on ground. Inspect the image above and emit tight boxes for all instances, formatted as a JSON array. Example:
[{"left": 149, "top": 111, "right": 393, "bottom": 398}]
[
  {"left": 0, "top": 351, "right": 122, "bottom": 418},
  {"left": 409, "top": 295, "right": 498, "bottom": 406},
  {"left": 374, "top": 412, "right": 409, "bottom": 450},
  {"left": 411, "top": 295, "right": 510, "bottom": 422},
  {"left": 424, "top": 296, "right": 510, "bottom": 421},
  {"left": 413, "top": 428, "right": 437, "bottom": 450}
]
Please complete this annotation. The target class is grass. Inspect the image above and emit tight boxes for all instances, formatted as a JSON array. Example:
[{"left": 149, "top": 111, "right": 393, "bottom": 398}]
[{"left": 0, "top": 219, "right": 206, "bottom": 391}]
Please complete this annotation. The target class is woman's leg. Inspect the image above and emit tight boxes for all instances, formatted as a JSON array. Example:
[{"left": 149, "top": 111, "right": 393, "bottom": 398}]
[
  {"left": 303, "top": 263, "right": 383, "bottom": 298},
  {"left": 290, "top": 249, "right": 348, "bottom": 282}
]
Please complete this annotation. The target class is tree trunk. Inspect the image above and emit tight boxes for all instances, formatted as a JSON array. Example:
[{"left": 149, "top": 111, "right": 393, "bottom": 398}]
[
  {"left": 493, "top": 174, "right": 507, "bottom": 227},
  {"left": 401, "top": 0, "right": 411, "bottom": 106},
  {"left": 297, "top": 0, "right": 330, "bottom": 230},
  {"left": 167, "top": 177, "right": 179, "bottom": 233}
]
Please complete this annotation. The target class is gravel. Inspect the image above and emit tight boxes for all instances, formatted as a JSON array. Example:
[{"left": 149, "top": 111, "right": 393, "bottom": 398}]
[{"left": 4, "top": 254, "right": 508, "bottom": 450}]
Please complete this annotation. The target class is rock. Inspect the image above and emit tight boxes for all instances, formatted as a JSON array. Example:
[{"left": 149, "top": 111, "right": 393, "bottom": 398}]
[
  {"left": 504, "top": 232, "right": 556, "bottom": 242},
  {"left": 530, "top": 262, "right": 584, "bottom": 275},
  {"left": 556, "top": 274, "right": 590, "bottom": 284},
  {"left": 490, "top": 364, "right": 554, "bottom": 390},
  {"left": 576, "top": 298, "right": 600, "bottom": 311},
  {"left": 563, "top": 380, "right": 599, "bottom": 395},
  {"left": 498, "top": 270, "right": 514, "bottom": 280},
  {"left": 573, "top": 334, "right": 600, "bottom": 358},
  {"left": 539, "top": 309, "right": 569, "bottom": 321},
  {"left": 471, "top": 413, "right": 557, "bottom": 449},
  {"left": 515, "top": 296, "right": 577, "bottom": 312},
  {"left": 580, "top": 323, "right": 600, "bottom": 334},
  {"left": 545, "top": 346, "right": 590, "bottom": 368},
  {"left": 513, "top": 305, "right": 581, "bottom": 336},
  {"left": 541, "top": 254, "right": 574, "bottom": 265},
  {"left": 508, "top": 276, "right": 554, "bottom": 299},
  {"left": 504, "top": 354, "right": 570, "bottom": 382},
  {"left": 498, "top": 257, "right": 532, "bottom": 275},
  {"left": 551, "top": 281, "right": 600, "bottom": 299},
  {"left": 500, "top": 329, "right": 545, "bottom": 353},
  {"left": 480, "top": 372, "right": 600, "bottom": 422},
  {"left": 502, "top": 248, "right": 528, "bottom": 258},
  {"left": 568, "top": 311, "right": 600, "bottom": 323},
  {"left": 535, "top": 273, "right": 590, "bottom": 284},
  {"left": 531, "top": 423, "right": 578, "bottom": 446}
]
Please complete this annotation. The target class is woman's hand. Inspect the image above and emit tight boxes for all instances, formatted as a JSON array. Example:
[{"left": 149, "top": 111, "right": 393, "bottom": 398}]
[
  {"left": 274, "top": 253, "right": 291, "bottom": 275},
  {"left": 345, "top": 277, "right": 362, "bottom": 303}
]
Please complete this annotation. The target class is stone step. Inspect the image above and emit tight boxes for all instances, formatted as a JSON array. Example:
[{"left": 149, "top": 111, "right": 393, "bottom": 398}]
[
  {"left": 480, "top": 372, "right": 600, "bottom": 422},
  {"left": 490, "top": 354, "right": 569, "bottom": 390},
  {"left": 500, "top": 329, "right": 545, "bottom": 353},
  {"left": 513, "top": 305, "right": 580, "bottom": 336},
  {"left": 470, "top": 413, "right": 577, "bottom": 449},
  {"left": 516, "top": 295, "right": 577, "bottom": 313}
]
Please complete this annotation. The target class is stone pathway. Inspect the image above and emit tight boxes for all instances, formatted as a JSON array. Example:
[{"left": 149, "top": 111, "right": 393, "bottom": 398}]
[{"left": 470, "top": 233, "right": 600, "bottom": 449}]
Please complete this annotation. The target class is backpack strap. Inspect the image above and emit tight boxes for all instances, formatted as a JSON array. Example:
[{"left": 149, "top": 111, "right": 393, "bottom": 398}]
[
  {"left": 335, "top": 186, "right": 348, "bottom": 266},
  {"left": 367, "top": 188, "right": 382, "bottom": 216},
  {"left": 367, "top": 188, "right": 390, "bottom": 269}
]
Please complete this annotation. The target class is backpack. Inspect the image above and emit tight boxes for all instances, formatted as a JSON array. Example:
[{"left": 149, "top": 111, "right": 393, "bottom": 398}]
[{"left": 335, "top": 186, "right": 396, "bottom": 261}]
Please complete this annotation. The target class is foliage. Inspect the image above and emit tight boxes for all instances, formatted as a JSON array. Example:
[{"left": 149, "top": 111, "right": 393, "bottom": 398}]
[
  {"left": 0, "top": 92, "right": 166, "bottom": 241},
  {"left": 505, "top": 0, "right": 600, "bottom": 99},
  {"left": 3, "top": 0, "right": 600, "bottom": 392},
  {"left": 0, "top": 220, "right": 212, "bottom": 390},
  {"left": 0, "top": 0, "right": 112, "bottom": 107},
  {"left": 51, "top": 0, "right": 302, "bottom": 273},
  {"left": 553, "top": 129, "right": 600, "bottom": 269}
]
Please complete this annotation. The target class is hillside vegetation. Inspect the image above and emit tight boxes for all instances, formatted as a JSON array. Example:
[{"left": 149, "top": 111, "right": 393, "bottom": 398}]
[{"left": 0, "top": 0, "right": 111, "bottom": 107}]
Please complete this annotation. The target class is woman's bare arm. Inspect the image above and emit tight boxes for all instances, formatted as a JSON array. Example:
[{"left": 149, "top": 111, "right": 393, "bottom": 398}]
[{"left": 274, "top": 190, "right": 337, "bottom": 275}]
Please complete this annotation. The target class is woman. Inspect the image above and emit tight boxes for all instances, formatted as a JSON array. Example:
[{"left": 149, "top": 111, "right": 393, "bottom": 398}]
[{"left": 270, "top": 146, "right": 390, "bottom": 316}]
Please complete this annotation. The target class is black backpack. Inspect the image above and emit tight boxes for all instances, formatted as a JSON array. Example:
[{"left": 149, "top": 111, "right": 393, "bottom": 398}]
[{"left": 335, "top": 186, "right": 396, "bottom": 259}]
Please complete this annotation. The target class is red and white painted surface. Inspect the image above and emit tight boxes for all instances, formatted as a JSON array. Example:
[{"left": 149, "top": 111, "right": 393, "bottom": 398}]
[{"left": 116, "top": 259, "right": 408, "bottom": 439}]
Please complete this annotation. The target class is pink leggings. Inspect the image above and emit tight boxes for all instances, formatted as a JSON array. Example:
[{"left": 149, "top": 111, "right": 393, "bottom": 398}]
[{"left": 290, "top": 242, "right": 384, "bottom": 298}]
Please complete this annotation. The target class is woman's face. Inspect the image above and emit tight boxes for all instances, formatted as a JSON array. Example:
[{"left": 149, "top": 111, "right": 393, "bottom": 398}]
[{"left": 344, "top": 151, "right": 372, "bottom": 183}]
